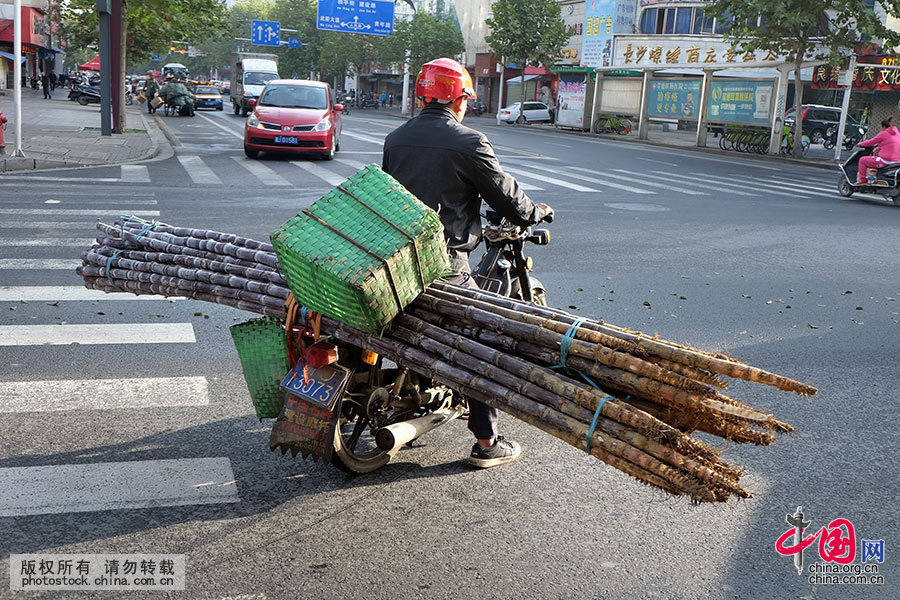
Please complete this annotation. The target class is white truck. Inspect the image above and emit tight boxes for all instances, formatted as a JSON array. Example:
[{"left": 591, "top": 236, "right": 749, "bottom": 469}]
[{"left": 230, "top": 52, "right": 279, "bottom": 116}]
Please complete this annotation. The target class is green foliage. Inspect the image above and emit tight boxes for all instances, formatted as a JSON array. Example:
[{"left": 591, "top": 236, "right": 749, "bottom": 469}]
[
  {"left": 705, "top": 0, "right": 900, "bottom": 156},
  {"left": 485, "top": 0, "right": 568, "bottom": 71},
  {"left": 59, "top": 0, "right": 226, "bottom": 67},
  {"left": 384, "top": 11, "right": 465, "bottom": 76}
]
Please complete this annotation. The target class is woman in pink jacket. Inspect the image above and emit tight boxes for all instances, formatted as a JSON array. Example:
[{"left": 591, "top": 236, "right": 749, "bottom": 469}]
[{"left": 857, "top": 119, "right": 900, "bottom": 184}]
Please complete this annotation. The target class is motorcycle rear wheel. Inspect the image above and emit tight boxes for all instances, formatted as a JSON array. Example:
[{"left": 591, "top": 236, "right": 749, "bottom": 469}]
[
  {"left": 330, "top": 370, "right": 395, "bottom": 474},
  {"left": 77, "top": 95, "right": 90, "bottom": 106}
]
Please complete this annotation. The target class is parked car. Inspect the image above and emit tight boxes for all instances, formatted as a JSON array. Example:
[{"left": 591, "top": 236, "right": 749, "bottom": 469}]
[
  {"left": 784, "top": 105, "right": 864, "bottom": 144},
  {"left": 243, "top": 79, "right": 343, "bottom": 160},
  {"left": 194, "top": 85, "right": 224, "bottom": 110},
  {"left": 466, "top": 98, "right": 487, "bottom": 116},
  {"left": 498, "top": 101, "right": 553, "bottom": 124}
]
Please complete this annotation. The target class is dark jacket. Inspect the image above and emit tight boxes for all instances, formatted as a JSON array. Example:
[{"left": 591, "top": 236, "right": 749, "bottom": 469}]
[{"left": 382, "top": 105, "right": 542, "bottom": 272}]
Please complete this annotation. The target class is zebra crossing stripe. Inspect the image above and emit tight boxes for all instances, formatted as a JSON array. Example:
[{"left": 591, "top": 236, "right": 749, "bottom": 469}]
[
  {"left": 0, "top": 238, "right": 95, "bottom": 247},
  {"left": 0, "top": 376, "right": 210, "bottom": 413},
  {"left": 685, "top": 173, "right": 817, "bottom": 197},
  {"left": 606, "top": 169, "right": 718, "bottom": 196},
  {"left": 335, "top": 157, "right": 372, "bottom": 171},
  {"left": 291, "top": 160, "right": 346, "bottom": 187},
  {"left": 503, "top": 166, "right": 599, "bottom": 192},
  {"left": 0, "top": 221, "right": 98, "bottom": 229},
  {"left": 340, "top": 130, "right": 385, "bottom": 145},
  {"left": 0, "top": 286, "right": 179, "bottom": 301},
  {"left": 178, "top": 155, "right": 223, "bottom": 185},
  {"left": 120, "top": 165, "right": 150, "bottom": 183},
  {"left": 0, "top": 457, "right": 239, "bottom": 516},
  {"left": 0, "top": 209, "right": 160, "bottom": 216},
  {"left": 726, "top": 174, "right": 836, "bottom": 195},
  {"left": 529, "top": 165, "right": 655, "bottom": 195},
  {"left": 0, "top": 323, "right": 196, "bottom": 346},
  {"left": 231, "top": 157, "right": 292, "bottom": 186},
  {"left": 0, "top": 259, "right": 82, "bottom": 270}
]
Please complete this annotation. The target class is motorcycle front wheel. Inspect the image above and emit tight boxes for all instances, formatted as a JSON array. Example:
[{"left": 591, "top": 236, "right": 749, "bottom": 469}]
[{"left": 837, "top": 174, "right": 854, "bottom": 197}]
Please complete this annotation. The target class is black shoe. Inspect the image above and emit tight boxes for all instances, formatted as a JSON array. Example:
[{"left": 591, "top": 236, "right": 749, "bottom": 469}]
[{"left": 468, "top": 436, "right": 521, "bottom": 468}]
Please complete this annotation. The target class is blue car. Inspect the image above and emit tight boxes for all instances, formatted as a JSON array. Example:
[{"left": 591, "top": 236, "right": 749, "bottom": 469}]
[{"left": 194, "top": 85, "right": 224, "bottom": 111}]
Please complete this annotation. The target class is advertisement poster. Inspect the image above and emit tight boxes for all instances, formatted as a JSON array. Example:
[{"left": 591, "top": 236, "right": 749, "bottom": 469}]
[
  {"left": 647, "top": 79, "right": 701, "bottom": 119},
  {"left": 580, "top": 0, "right": 615, "bottom": 67},
  {"left": 707, "top": 80, "right": 775, "bottom": 125},
  {"left": 556, "top": 75, "right": 587, "bottom": 128}
]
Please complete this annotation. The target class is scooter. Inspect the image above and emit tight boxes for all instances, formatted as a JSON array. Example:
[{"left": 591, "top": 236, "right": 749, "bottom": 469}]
[
  {"left": 824, "top": 124, "right": 866, "bottom": 151},
  {"left": 282, "top": 207, "right": 553, "bottom": 473},
  {"left": 837, "top": 145, "right": 900, "bottom": 205},
  {"left": 360, "top": 96, "right": 379, "bottom": 109},
  {"left": 75, "top": 84, "right": 101, "bottom": 106}
]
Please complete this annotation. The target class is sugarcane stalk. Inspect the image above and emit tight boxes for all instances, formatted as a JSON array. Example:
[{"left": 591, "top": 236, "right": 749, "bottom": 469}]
[
  {"left": 431, "top": 282, "right": 817, "bottom": 396},
  {"left": 645, "top": 356, "right": 727, "bottom": 389},
  {"left": 95, "top": 233, "right": 275, "bottom": 273},
  {"left": 120, "top": 219, "right": 275, "bottom": 252},
  {"left": 83, "top": 250, "right": 291, "bottom": 299},
  {"left": 390, "top": 321, "right": 747, "bottom": 498},
  {"left": 88, "top": 244, "right": 286, "bottom": 284}
]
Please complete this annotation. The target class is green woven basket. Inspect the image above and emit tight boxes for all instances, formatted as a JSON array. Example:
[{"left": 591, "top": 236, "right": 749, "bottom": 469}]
[
  {"left": 271, "top": 165, "right": 450, "bottom": 333},
  {"left": 230, "top": 316, "right": 290, "bottom": 419}
]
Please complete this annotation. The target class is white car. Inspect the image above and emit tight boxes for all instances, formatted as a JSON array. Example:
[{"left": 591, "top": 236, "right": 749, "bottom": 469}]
[{"left": 498, "top": 101, "right": 553, "bottom": 124}]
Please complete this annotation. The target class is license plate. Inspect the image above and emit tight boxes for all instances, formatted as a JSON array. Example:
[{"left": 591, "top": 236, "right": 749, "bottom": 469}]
[
  {"left": 274, "top": 136, "right": 298, "bottom": 144},
  {"left": 280, "top": 363, "right": 350, "bottom": 411}
]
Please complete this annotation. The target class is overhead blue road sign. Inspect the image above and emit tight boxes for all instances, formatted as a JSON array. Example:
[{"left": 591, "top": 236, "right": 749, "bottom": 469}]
[
  {"left": 316, "top": 0, "right": 394, "bottom": 36},
  {"left": 251, "top": 20, "right": 281, "bottom": 47},
  {"left": 288, "top": 37, "right": 301, "bottom": 48}
]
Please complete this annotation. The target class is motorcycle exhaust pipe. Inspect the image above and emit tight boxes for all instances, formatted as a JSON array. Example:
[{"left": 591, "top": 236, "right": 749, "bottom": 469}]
[{"left": 375, "top": 405, "right": 465, "bottom": 454}]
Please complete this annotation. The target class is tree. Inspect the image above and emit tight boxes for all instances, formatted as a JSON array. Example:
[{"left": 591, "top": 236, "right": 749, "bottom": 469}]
[
  {"left": 384, "top": 11, "right": 465, "bottom": 77},
  {"left": 705, "top": 0, "right": 900, "bottom": 157},
  {"left": 485, "top": 0, "right": 568, "bottom": 107}
]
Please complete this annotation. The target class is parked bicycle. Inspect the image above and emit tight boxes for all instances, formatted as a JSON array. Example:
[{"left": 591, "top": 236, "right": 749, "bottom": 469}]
[{"left": 592, "top": 114, "right": 633, "bottom": 135}]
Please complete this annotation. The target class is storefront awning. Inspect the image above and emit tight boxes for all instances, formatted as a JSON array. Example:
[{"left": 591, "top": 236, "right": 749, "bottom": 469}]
[
  {"left": 506, "top": 75, "right": 540, "bottom": 83},
  {"left": 0, "top": 51, "right": 26, "bottom": 64},
  {"left": 550, "top": 66, "right": 594, "bottom": 73}
]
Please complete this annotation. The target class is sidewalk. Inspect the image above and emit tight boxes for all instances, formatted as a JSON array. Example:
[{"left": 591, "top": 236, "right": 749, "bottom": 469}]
[
  {"left": 0, "top": 88, "right": 163, "bottom": 172},
  {"left": 364, "top": 103, "right": 849, "bottom": 170}
]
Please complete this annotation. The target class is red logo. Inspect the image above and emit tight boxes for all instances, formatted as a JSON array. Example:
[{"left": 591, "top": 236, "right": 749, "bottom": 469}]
[{"left": 776, "top": 507, "right": 856, "bottom": 574}]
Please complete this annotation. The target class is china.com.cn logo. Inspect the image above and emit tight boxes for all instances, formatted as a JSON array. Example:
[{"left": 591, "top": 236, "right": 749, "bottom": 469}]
[{"left": 775, "top": 506, "right": 885, "bottom": 579}]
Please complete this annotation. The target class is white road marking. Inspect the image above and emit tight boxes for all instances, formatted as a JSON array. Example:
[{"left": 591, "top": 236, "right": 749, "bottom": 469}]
[
  {"left": 0, "top": 376, "right": 210, "bottom": 413},
  {"left": 0, "top": 457, "right": 239, "bottom": 516},
  {"left": 340, "top": 130, "right": 385, "bottom": 145},
  {"left": 528, "top": 165, "right": 656, "bottom": 195},
  {"left": 636, "top": 157, "right": 678, "bottom": 167},
  {"left": 177, "top": 155, "right": 223, "bottom": 185},
  {"left": 0, "top": 238, "right": 95, "bottom": 247},
  {"left": 334, "top": 157, "right": 372, "bottom": 171},
  {"left": 0, "top": 208, "right": 160, "bottom": 216},
  {"left": 195, "top": 112, "right": 244, "bottom": 139},
  {"left": 0, "top": 323, "right": 196, "bottom": 346},
  {"left": 503, "top": 166, "right": 600, "bottom": 192},
  {"left": 726, "top": 174, "right": 837, "bottom": 195},
  {"left": 231, "top": 156, "right": 292, "bottom": 186},
  {"left": 0, "top": 176, "right": 123, "bottom": 182},
  {"left": 684, "top": 172, "right": 818, "bottom": 198},
  {"left": 0, "top": 286, "right": 181, "bottom": 301},
  {"left": 120, "top": 165, "right": 150, "bottom": 183},
  {"left": 0, "top": 221, "right": 97, "bottom": 229},
  {"left": 291, "top": 160, "right": 346, "bottom": 187},
  {"left": 0, "top": 259, "right": 82, "bottom": 270},
  {"left": 611, "top": 169, "right": 749, "bottom": 196}
]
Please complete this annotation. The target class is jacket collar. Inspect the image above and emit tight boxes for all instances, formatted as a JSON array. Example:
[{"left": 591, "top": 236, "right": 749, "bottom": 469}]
[{"left": 420, "top": 104, "right": 461, "bottom": 123}]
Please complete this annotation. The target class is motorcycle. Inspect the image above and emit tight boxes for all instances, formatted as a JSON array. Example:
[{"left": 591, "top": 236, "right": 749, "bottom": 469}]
[
  {"left": 341, "top": 95, "right": 352, "bottom": 115},
  {"left": 837, "top": 145, "right": 900, "bottom": 205},
  {"left": 360, "top": 96, "right": 379, "bottom": 109},
  {"left": 283, "top": 207, "right": 553, "bottom": 473},
  {"left": 75, "top": 84, "right": 101, "bottom": 106},
  {"left": 824, "top": 123, "right": 866, "bottom": 151}
]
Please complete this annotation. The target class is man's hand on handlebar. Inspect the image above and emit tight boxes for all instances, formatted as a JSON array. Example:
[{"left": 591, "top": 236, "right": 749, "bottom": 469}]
[{"left": 535, "top": 202, "right": 554, "bottom": 223}]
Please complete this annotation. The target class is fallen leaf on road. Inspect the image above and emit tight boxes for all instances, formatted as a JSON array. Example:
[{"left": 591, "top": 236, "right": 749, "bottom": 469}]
[{"left": 807, "top": 323, "right": 818, "bottom": 329}]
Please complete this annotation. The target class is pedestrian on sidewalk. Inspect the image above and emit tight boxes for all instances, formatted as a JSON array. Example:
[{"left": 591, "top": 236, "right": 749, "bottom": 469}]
[
  {"left": 389, "top": 93, "right": 393, "bottom": 107},
  {"left": 49, "top": 71, "right": 57, "bottom": 91},
  {"left": 380, "top": 91, "right": 387, "bottom": 107},
  {"left": 146, "top": 75, "right": 159, "bottom": 114},
  {"left": 40, "top": 71, "right": 51, "bottom": 99}
]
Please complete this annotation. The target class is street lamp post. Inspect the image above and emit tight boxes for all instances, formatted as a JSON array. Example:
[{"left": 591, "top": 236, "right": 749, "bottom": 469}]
[{"left": 12, "top": 0, "right": 25, "bottom": 156}]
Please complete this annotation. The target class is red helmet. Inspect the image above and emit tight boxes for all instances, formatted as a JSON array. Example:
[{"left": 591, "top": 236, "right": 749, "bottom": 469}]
[{"left": 415, "top": 58, "right": 476, "bottom": 103}]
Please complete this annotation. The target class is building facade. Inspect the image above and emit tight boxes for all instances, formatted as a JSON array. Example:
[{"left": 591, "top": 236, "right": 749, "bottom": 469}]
[{"left": 0, "top": 0, "right": 62, "bottom": 90}]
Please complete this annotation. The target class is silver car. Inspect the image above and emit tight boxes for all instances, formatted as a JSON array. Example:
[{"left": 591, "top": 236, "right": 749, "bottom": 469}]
[{"left": 498, "top": 101, "right": 553, "bottom": 124}]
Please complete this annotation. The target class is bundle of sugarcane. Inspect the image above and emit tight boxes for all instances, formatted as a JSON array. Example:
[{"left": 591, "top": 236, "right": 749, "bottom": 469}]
[{"left": 78, "top": 217, "right": 817, "bottom": 503}]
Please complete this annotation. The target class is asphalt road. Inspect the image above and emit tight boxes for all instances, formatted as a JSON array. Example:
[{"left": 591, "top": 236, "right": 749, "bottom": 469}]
[{"left": 0, "top": 106, "right": 897, "bottom": 600}]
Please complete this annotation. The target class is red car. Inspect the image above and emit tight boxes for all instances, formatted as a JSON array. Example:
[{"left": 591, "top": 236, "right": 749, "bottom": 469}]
[{"left": 243, "top": 80, "right": 343, "bottom": 160}]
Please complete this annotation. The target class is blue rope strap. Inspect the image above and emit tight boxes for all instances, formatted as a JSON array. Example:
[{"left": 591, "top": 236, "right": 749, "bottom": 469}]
[
  {"left": 555, "top": 317, "right": 585, "bottom": 369},
  {"left": 106, "top": 219, "right": 156, "bottom": 292},
  {"left": 105, "top": 249, "right": 127, "bottom": 292},
  {"left": 586, "top": 396, "right": 614, "bottom": 455}
]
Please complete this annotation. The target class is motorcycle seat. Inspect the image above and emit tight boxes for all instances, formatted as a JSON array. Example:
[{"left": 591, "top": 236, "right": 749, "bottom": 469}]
[{"left": 877, "top": 161, "right": 900, "bottom": 169}]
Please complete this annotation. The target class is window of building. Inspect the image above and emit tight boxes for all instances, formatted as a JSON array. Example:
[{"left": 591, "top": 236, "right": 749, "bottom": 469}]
[
  {"left": 640, "top": 8, "right": 657, "bottom": 34},
  {"left": 715, "top": 12, "right": 732, "bottom": 34},
  {"left": 662, "top": 8, "right": 676, "bottom": 34},
  {"left": 675, "top": 8, "right": 693, "bottom": 34}
]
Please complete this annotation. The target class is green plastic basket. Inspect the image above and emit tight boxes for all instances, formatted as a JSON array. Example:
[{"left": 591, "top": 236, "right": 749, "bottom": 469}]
[
  {"left": 230, "top": 316, "right": 290, "bottom": 419},
  {"left": 271, "top": 165, "right": 450, "bottom": 333}
]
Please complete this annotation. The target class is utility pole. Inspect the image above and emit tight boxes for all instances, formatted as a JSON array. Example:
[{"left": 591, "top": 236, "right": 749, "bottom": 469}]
[
  {"left": 12, "top": 0, "right": 25, "bottom": 156},
  {"left": 110, "top": 0, "right": 123, "bottom": 133},
  {"left": 97, "top": 0, "right": 112, "bottom": 136}
]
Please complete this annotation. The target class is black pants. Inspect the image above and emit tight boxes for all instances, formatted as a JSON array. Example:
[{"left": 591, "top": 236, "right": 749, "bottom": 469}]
[
  {"left": 445, "top": 271, "right": 499, "bottom": 441},
  {"left": 42, "top": 86, "right": 51, "bottom": 99}
]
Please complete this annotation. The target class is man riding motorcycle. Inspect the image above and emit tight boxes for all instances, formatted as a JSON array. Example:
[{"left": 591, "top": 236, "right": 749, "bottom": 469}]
[{"left": 382, "top": 58, "right": 554, "bottom": 468}]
